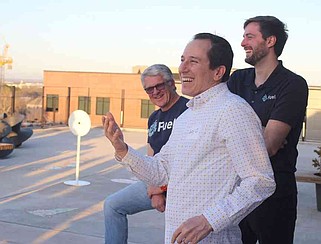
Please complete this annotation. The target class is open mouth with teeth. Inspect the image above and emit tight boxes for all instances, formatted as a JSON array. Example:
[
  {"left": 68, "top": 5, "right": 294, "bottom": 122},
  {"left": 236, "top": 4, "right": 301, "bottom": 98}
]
[
  {"left": 244, "top": 48, "right": 252, "bottom": 54},
  {"left": 181, "top": 78, "right": 193, "bottom": 83},
  {"left": 153, "top": 94, "right": 164, "bottom": 99}
]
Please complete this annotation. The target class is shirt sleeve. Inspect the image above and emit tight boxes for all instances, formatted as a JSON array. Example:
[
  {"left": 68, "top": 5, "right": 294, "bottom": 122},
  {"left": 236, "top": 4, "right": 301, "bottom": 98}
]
[
  {"left": 203, "top": 99, "right": 276, "bottom": 233},
  {"left": 270, "top": 77, "right": 308, "bottom": 128},
  {"left": 147, "top": 114, "right": 153, "bottom": 144},
  {"left": 121, "top": 145, "right": 170, "bottom": 187}
]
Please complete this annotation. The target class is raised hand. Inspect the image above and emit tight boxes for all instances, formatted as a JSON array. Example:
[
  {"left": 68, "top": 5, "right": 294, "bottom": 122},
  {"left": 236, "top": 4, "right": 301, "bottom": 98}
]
[{"left": 102, "top": 112, "right": 128, "bottom": 158}]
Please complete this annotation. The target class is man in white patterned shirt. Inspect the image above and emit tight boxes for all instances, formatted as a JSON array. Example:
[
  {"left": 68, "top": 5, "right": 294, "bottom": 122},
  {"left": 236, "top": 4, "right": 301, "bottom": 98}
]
[{"left": 102, "top": 33, "right": 276, "bottom": 244}]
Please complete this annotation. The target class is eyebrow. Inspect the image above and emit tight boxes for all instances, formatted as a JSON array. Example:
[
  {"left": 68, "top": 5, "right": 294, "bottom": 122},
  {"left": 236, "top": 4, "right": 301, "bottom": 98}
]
[
  {"left": 243, "top": 33, "right": 255, "bottom": 38},
  {"left": 181, "top": 55, "right": 201, "bottom": 61},
  {"left": 190, "top": 55, "right": 200, "bottom": 59}
]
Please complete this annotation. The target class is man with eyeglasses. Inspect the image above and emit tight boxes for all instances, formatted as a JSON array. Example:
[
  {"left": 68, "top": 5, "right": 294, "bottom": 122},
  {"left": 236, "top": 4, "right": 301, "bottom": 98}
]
[{"left": 104, "top": 64, "right": 189, "bottom": 244}]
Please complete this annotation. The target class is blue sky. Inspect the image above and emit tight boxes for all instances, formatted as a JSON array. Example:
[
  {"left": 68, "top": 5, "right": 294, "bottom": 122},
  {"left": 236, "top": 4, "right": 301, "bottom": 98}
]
[{"left": 1, "top": 0, "right": 320, "bottom": 85}]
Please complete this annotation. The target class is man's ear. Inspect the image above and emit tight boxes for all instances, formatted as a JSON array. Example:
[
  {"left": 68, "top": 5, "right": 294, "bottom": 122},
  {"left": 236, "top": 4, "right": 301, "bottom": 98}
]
[
  {"left": 267, "top": 35, "right": 276, "bottom": 48},
  {"left": 214, "top": 66, "right": 226, "bottom": 82}
]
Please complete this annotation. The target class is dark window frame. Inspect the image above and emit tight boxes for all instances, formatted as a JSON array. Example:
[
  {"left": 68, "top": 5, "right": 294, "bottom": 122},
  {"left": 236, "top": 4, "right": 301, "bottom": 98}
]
[
  {"left": 141, "top": 99, "right": 155, "bottom": 118},
  {"left": 78, "top": 96, "right": 91, "bottom": 114},
  {"left": 96, "top": 97, "right": 110, "bottom": 115},
  {"left": 46, "top": 94, "right": 59, "bottom": 112}
]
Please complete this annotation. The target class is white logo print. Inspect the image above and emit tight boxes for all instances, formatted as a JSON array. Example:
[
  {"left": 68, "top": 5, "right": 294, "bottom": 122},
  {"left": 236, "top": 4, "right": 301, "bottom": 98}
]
[
  {"left": 149, "top": 119, "right": 176, "bottom": 137},
  {"left": 262, "top": 94, "right": 277, "bottom": 102},
  {"left": 148, "top": 120, "right": 157, "bottom": 137},
  {"left": 158, "top": 120, "right": 174, "bottom": 132}
]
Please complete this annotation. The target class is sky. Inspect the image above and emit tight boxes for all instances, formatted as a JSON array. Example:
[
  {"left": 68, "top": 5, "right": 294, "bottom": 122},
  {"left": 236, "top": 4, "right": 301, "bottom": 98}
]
[{"left": 0, "top": 0, "right": 320, "bottom": 86}]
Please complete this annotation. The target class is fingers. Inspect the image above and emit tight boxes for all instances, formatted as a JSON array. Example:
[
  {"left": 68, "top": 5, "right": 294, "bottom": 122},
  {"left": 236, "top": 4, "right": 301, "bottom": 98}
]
[
  {"left": 172, "top": 232, "right": 191, "bottom": 244},
  {"left": 172, "top": 220, "right": 193, "bottom": 243},
  {"left": 107, "top": 119, "right": 116, "bottom": 135},
  {"left": 102, "top": 113, "right": 128, "bottom": 158},
  {"left": 102, "top": 115, "right": 106, "bottom": 125},
  {"left": 147, "top": 190, "right": 153, "bottom": 199},
  {"left": 102, "top": 112, "right": 113, "bottom": 125},
  {"left": 151, "top": 194, "right": 166, "bottom": 212},
  {"left": 157, "top": 205, "right": 165, "bottom": 213},
  {"left": 102, "top": 113, "right": 119, "bottom": 138},
  {"left": 154, "top": 201, "right": 165, "bottom": 212},
  {"left": 171, "top": 225, "right": 183, "bottom": 243},
  {"left": 171, "top": 215, "right": 212, "bottom": 243}
]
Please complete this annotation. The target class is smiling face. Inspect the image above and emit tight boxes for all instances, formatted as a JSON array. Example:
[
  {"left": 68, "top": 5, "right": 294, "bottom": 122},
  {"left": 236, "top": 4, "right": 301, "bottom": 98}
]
[
  {"left": 142, "top": 75, "right": 177, "bottom": 111},
  {"left": 241, "top": 22, "right": 270, "bottom": 66},
  {"left": 179, "top": 39, "right": 217, "bottom": 97}
]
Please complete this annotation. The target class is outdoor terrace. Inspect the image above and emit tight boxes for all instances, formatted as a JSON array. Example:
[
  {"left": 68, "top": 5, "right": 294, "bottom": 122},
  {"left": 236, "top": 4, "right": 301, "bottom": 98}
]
[{"left": 0, "top": 126, "right": 320, "bottom": 243}]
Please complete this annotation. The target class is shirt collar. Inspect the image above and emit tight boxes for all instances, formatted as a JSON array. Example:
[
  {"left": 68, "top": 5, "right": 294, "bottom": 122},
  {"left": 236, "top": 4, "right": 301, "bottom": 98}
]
[
  {"left": 244, "top": 60, "right": 284, "bottom": 89},
  {"left": 263, "top": 60, "right": 284, "bottom": 88},
  {"left": 187, "top": 82, "right": 227, "bottom": 109}
]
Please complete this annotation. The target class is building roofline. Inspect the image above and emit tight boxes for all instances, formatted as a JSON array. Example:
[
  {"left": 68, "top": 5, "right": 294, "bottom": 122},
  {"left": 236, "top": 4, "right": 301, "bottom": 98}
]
[
  {"left": 43, "top": 70, "right": 140, "bottom": 76},
  {"left": 309, "top": 85, "right": 321, "bottom": 90}
]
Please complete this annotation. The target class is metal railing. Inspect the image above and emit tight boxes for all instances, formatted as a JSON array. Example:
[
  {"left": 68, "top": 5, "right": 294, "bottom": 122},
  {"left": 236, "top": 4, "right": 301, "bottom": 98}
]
[{"left": 1, "top": 84, "right": 321, "bottom": 141}]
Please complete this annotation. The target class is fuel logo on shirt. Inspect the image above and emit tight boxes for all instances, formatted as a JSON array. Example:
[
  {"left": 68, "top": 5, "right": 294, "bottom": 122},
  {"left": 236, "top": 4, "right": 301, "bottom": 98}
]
[
  {"left": 148, "top": 120, "right": 158, "bottom": 137},
  {"left": 262, "top": 94, "right": 277, "bottom": 102},
  {"left": 158, "top": 121, "right": 174, "bottom": 132},
  {"left": 148, "top": 119, "right": 176, "bottom": 137}
]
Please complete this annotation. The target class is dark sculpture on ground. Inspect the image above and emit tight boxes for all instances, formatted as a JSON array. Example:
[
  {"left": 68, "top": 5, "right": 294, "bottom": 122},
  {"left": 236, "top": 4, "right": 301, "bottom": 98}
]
[
  {"left": 0, "top": 120, "right": 14, "bottom": 158},
  {"left": 0, "top": 113, "right": 33, "bottom": 159}
]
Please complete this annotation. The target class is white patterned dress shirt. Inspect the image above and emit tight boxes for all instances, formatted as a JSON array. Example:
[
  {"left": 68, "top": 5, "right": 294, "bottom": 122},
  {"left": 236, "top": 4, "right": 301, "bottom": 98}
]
[{"left": 121, "top": 83, "right": 275, "bottom": 243}]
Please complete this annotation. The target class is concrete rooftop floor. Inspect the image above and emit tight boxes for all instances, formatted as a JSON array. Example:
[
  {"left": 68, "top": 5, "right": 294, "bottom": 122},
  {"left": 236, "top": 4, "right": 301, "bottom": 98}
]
[{"left": 0, "top": 126, "right": 320, "bottom": 244}]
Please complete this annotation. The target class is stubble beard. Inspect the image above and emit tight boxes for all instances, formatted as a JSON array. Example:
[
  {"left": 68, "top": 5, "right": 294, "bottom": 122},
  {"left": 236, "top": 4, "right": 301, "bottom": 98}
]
[{"left": 245, "top": 43, "right": 268, "bottom": 66}]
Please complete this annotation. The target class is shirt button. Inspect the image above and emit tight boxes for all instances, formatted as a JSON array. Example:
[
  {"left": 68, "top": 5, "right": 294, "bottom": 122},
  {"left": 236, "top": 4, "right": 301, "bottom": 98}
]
[
  {"left": 254, "top": 91, "right": 257, "bottom": 94},
  {"left": 251, "top": 100, "right": 255, "bottom": 103}
]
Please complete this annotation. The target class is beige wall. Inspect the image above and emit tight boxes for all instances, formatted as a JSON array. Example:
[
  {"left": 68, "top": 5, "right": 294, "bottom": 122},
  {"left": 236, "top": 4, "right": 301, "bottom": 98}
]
[
  {"left": 305, "top": 87, "right": 321, "bottom": 141},
  {"left": 43, "top": 70, "right": 152, "bottom": 128}
]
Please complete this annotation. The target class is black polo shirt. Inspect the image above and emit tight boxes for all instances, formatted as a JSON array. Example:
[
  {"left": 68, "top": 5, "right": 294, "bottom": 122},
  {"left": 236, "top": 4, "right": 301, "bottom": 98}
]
[{"left": 228, "top": 61, "right": 308, "bottom": 196}]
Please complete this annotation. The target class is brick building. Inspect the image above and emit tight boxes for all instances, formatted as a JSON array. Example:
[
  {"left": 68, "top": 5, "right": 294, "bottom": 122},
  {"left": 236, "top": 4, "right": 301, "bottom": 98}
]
[
  {"left": 43, "top": 67, "right": 183, "bottom": 129},
  {"left": 43, "top": 68, "right": 321, "bottom": 141}
]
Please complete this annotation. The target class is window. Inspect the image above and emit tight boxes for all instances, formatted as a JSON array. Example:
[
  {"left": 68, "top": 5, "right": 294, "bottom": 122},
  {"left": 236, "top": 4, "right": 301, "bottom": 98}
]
[
  {"left": 46, "top": 94, "right": 59, "bottom": 112},
  {"left": 96, "top": 97, "right": 110, "bottom": 115},
  {"left": 78, "top": 96, "right": 91, "bottom": 114},
  {"left": 141, "top": 99, "right": 155, "bottom": 118}
]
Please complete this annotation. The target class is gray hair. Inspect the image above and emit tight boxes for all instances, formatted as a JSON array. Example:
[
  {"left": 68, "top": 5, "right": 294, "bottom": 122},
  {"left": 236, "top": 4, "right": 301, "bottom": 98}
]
[{"left": 140, "top": 64, "right": 174, "bottom": 84}]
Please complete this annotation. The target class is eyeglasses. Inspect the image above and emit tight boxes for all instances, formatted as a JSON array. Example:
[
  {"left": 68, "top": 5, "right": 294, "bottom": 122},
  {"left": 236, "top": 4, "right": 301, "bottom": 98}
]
[{"left": 144, "top": 82, "right": 167, "bottom": 94}]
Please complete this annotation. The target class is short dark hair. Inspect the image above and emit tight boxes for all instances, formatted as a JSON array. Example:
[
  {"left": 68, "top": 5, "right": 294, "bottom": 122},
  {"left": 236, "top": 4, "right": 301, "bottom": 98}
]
[
  {"left": 193, "top": 33, "right": 234, "bottom": 82},
  {"left": 244, "top": 16, "right": 288, "bottom": 57}
]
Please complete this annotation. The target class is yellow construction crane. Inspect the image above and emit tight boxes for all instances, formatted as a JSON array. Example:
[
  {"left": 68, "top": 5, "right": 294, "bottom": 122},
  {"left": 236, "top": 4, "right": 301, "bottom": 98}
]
[
  {"left": 0, "top": 43, "right": 13, "bottom": 86},
  {"left": 0, "top": 43, "right": 12, "bottom": 65}
]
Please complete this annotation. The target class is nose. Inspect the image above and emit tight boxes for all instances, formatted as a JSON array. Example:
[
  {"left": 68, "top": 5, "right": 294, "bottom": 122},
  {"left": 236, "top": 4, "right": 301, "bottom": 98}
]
[
  {"left": 151, "top": 86, "right": 160, "bottom": 95},
  {"left": 241, "top": 38, "right": 246, "bottom": 47},
  {"left": 179, "top": 61, "right": 188, "bottom": 73}
]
